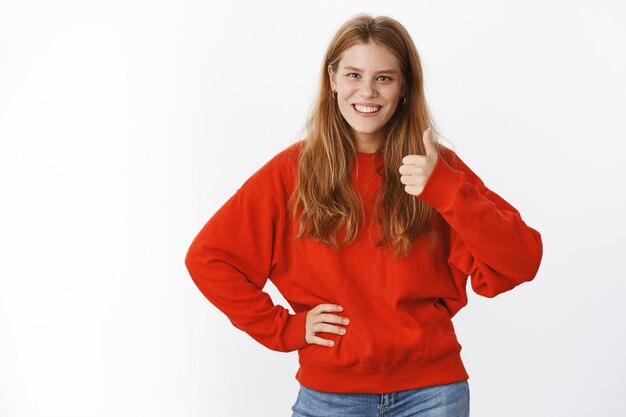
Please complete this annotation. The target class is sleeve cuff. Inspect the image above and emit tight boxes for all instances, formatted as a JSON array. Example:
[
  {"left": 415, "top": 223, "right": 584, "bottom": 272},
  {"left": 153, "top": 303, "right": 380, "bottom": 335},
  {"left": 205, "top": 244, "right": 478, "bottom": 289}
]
[{"left": 280, "top": 310, "right": 309, "bottom": 352}]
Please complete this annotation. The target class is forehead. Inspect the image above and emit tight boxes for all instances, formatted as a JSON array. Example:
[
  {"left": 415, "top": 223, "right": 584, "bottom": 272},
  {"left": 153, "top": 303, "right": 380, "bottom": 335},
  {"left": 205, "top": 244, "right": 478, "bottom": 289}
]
[{"left": 338, "top": 41, "right": 400, "bottom": 72}]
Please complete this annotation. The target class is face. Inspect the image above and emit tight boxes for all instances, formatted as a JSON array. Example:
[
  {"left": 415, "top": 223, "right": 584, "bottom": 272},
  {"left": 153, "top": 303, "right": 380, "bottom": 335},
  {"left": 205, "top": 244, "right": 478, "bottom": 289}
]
[{"left": 328, "top": 41, "right": 406, "bottom": 151}]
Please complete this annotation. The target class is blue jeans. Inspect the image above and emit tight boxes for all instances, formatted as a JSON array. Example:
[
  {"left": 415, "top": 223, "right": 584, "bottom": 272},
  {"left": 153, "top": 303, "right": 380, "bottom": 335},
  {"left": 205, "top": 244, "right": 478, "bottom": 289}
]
[{"left": 291, "top": 380, "right": 470, "bottom": 417}]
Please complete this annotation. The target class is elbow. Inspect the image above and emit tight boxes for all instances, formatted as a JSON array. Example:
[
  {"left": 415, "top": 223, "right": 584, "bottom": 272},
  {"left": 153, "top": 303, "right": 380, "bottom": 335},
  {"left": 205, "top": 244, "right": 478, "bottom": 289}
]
[
  {"left": 184, "top": 239, "right": 205, "bottom": 280},
  {"left": 473, "top": 275, "right": 530, "bottom": 299},
  {"left": 471, "top": 230, "right": 543, "bottom": 299},
  {"left": 474, "top": 247, "right": 543, "bottom": 299},
  {"left": 504, "top": 235, "right": 543, "bottom": 289},
  {"left": 500, "top": 228, "right": 544, "bottom": 286},
  {"left": 519, "top": 229, "right": 543, "bottom": 282},
  {"left": 184, "top": 245, "right": 196, "bottom": 273},
  {"left": 184, "top": 244, "right": 195, "bottom": 273}
]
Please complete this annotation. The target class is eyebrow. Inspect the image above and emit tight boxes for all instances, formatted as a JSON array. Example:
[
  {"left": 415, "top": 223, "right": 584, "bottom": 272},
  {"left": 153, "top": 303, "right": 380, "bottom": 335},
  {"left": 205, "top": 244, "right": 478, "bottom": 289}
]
[{"left": 343, "top": 65, "right": 398, "bottom": 75}]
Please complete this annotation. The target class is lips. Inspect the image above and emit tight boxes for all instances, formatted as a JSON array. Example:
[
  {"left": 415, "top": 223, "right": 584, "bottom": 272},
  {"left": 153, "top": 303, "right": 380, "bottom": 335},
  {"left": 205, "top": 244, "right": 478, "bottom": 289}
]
[{"left": 352, "top": 104, "right": 382, "bottom": 114}]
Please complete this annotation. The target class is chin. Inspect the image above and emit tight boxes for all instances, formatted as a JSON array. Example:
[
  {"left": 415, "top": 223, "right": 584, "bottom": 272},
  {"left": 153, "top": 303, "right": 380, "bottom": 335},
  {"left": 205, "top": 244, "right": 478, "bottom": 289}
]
[{"left": 351, "top": 120, "right": 386, "bottom": 132}]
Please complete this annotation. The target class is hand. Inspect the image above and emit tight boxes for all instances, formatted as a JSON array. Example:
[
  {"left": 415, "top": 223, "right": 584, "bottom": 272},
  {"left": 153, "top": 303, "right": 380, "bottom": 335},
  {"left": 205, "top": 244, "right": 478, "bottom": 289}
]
[
  {"left": 305, "top": 304, "right": 350, "bottom": 347},
  {"left": 399, "top": 128, "right": 438, "bottom": 196}
]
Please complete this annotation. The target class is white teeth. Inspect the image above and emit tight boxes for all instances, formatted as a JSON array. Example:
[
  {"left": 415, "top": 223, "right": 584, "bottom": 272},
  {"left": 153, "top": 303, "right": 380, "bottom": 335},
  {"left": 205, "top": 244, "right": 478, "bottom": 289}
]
[{"left": 354, "top": 104, "right": 381, "bottom": 113}]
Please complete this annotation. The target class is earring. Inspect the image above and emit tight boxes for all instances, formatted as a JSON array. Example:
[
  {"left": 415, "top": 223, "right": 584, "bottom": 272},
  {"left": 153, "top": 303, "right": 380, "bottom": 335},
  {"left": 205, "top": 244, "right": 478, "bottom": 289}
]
[
  {"left": 333, "top": 90, "right": 337, "bottom": 99},
  {"left": 401, "top": 96, "right": 407, "bottom": 105}
]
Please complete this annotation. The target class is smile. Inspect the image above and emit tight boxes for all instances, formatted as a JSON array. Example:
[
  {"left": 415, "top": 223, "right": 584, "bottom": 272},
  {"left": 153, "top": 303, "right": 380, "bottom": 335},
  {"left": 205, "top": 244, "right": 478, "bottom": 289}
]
[{"left": 352, "top": 104, "right": 381, "bottom": 114}]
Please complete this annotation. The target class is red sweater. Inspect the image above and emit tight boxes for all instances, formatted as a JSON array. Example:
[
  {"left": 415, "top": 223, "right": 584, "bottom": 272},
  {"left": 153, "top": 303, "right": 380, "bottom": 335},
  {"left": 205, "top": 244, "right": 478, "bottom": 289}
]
[{"left": 185, "top": 140, "right": 542, "bottom": 393}]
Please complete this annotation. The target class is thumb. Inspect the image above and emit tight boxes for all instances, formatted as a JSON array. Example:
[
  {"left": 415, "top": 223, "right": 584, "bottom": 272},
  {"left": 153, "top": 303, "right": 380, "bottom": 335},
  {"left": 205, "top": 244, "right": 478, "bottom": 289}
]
[{"left": 423, "top": 128, "right": 436, "bottom": 157}]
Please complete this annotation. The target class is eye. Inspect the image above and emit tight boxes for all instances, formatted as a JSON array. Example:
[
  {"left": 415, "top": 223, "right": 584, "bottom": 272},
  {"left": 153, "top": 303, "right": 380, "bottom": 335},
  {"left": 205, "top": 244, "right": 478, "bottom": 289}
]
[
  {"left": 347, "top": 73, "right": 360, "bottom": 78},
  {"left": 378, "top": 76, "right": 392, "bottom": 81}
]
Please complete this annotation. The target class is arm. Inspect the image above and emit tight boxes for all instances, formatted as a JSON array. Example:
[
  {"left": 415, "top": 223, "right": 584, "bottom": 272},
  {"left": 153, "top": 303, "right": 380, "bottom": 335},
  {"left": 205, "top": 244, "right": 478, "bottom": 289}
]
[
  {"left": 185, "top": 159, "right": 309, "bottom": 352},
  {"left": 418, "top": 149, "right": 543, "bottom": 298}
]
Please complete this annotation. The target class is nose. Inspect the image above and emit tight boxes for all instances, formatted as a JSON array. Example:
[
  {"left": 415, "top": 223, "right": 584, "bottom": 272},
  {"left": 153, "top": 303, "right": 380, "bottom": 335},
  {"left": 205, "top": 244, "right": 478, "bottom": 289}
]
[{"left": 359, "top": 79, "right": 377, "bottom": 98}]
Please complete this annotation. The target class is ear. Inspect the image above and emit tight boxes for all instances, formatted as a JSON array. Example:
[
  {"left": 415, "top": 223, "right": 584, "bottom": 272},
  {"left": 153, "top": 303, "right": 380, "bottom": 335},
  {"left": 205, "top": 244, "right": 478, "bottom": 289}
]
[{"left": 327, "top": 64, "right": 337, "bottom": 91}]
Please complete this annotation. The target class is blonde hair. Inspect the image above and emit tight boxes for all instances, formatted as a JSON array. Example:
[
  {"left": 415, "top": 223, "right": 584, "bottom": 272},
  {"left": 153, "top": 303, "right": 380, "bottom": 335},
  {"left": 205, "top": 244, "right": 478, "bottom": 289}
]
[{"left": 289, "top": 14, "right": 445, "bottom": 258}]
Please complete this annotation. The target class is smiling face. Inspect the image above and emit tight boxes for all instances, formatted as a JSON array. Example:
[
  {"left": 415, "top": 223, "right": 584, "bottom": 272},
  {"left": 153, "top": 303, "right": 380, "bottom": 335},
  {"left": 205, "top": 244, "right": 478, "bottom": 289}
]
[{"left": 328, "top": 41, "right": 406, "bottom": 153}]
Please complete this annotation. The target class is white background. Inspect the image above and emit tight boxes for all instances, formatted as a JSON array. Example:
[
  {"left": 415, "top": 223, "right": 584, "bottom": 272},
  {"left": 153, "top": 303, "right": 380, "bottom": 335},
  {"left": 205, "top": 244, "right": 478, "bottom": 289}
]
[{"left": 2, "top": 1, "right": 625, "bottom": 416}]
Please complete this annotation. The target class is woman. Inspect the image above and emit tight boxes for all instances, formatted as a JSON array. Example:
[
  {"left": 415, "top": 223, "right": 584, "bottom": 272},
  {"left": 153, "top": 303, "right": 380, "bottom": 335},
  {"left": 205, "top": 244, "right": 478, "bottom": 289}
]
[{"left": 185, "top": 14, "right": 542, "bottom": 417}]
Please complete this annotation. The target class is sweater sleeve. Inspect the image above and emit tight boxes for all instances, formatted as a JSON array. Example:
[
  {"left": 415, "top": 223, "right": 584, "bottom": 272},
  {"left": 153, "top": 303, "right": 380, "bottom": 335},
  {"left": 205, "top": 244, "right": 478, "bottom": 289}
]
[
  {"left": 184, "top": 156, "right": 309, "bottom": 352},
  {"left": 417, "top": 149, "right": 543, "bottom": 298}
]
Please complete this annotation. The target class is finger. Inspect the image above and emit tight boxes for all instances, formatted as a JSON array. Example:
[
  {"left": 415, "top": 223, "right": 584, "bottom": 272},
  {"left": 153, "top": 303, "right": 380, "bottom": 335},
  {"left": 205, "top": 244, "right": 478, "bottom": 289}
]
[
  {"left": 423, "top": 128, "right": 436, "bottom": 157},
  {"left": 401, "top": 176, "right": 426, "bottom": 189},
  {"left": 401, "top": 154, "right": 427, "bottom": 165},
  {"left": 318, "top": 313, "right": 350, "bottom": 325},
  {"left": 313, "top": 322, "right": 347, "bottom": 335},
  {"left": 313, "top": 304, "right": 344, "bottom": 314},
  {"left": 404, "top": 184, "right": 424, "bottom": 196},
  {"left": 399, "top": 164, "right": 429, "bottom": 176},
  {"left": 307, "top": 335, "right": 336, "bottom": 347},
  {"left": 399, "top": 163, "right": 420, "bottom": 175}
]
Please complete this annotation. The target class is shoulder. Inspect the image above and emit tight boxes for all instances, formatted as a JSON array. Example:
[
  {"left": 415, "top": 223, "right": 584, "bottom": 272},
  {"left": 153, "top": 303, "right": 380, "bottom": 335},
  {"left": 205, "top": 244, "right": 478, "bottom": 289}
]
[
  {"left": 237, "top": 139, "right": 304, "bottom": 193},
  {"left": 254, "top": 139, "right": 303, "bottom": 177},
  {"left": 272, "top": 139, "right": 305, "bottom": 168}
]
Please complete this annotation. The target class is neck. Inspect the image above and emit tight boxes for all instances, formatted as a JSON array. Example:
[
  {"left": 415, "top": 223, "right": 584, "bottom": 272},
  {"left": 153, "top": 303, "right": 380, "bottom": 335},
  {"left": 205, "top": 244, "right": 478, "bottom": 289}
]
[{"left": 353, "top": 133, "right": 381, "bottom": 153}]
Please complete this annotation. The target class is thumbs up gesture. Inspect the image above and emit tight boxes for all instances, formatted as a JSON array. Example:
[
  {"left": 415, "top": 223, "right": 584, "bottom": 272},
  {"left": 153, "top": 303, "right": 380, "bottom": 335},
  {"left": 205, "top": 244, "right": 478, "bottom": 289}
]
[{"left": 399, "top": 128, "right": 438, "bottom": 196}]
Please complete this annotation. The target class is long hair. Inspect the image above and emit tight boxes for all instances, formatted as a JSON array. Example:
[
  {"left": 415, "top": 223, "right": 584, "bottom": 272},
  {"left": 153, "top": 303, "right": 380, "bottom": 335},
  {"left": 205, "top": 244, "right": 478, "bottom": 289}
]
[{"left": 289, "top": 14, "right": 444, "bottom": 258}]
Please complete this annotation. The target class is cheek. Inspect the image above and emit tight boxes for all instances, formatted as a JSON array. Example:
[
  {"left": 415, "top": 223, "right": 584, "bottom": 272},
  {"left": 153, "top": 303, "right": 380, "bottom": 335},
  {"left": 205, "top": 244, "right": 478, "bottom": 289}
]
[
  {"left": 337, "top": 84, "right": 356, "bottom": 95},
  {"left": 385, "top": 98, "right": 399, "bottom": 112},
  {"left": 386, "top": 87, "right": 403, "bottom": 99},
  {"left": 340, "top": 102, "right": 355, "bottom": 117}
]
